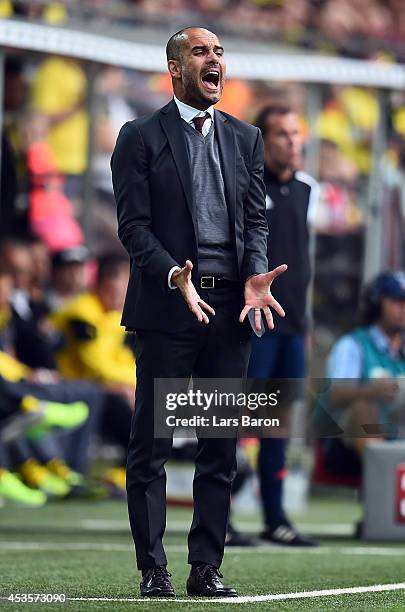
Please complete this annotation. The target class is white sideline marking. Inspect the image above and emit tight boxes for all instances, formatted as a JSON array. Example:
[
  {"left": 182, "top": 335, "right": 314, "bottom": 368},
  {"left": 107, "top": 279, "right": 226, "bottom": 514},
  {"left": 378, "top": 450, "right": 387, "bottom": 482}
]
[
  {"left": 0, "top": 541, "right": 405, "bottom": 557},
  {"left": 1, "top": 582, "right": 405, "bottom": 604},
  {"left": 0, "top": 542, "right": 133, "bottom": 552},
  {"left": 297, "top": 523, "right": 353, "bottom": 535},
  {"left": 66, "top": 582, "right": 405, "bottom": 603},
  {"left": 81, "top": 519, "right": 128, "bottom": 530},
  {"left": 0, "top": 517, "right": 355, "bottom": 536},
  {"left": 81, "top": 519, "right": 354, "bottom": 535}
]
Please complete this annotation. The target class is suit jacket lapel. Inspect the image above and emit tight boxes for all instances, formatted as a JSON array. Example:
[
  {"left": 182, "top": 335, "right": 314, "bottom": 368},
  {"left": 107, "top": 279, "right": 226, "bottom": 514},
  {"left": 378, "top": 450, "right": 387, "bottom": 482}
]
[
  {"left": 214, "top": 109, "right": 236, "bottom": 231},
  {"left": 159, "top": 100, "right": 197, "bottom": 237}
]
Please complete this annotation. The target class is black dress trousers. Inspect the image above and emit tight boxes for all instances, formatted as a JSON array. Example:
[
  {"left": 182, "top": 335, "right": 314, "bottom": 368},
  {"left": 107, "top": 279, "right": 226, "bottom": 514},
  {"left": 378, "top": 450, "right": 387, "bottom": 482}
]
[{"left": 126, "top": 285, "right": 251, "bottom": 570}]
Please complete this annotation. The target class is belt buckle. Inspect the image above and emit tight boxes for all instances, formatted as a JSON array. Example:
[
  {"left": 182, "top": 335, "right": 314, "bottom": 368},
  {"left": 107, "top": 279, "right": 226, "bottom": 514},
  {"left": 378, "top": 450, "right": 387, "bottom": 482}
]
[{"left": 200, "top": 275, "right": 215, "bottom": 289}]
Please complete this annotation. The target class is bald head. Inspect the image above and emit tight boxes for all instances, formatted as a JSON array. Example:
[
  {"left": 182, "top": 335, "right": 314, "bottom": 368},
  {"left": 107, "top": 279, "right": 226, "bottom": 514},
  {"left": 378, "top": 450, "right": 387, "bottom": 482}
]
[
  {"left": 166, "top": 27, "right": 217, "bottom": 61},
  {"left": 166, "top": 28, "right": 190, "bottom": 62}
]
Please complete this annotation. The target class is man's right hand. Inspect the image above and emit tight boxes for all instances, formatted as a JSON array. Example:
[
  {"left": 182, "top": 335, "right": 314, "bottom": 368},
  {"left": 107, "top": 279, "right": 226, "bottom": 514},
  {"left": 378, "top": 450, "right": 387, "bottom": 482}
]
[{"left": 171, "top": 260, "right": 215, "bottom": 324}]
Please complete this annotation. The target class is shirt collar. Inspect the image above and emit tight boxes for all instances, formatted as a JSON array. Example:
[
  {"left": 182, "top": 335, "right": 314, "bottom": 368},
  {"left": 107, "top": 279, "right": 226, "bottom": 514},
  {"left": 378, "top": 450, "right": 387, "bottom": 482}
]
[{"left": 173, "top": 95, "right": 214, "bottom": 125}]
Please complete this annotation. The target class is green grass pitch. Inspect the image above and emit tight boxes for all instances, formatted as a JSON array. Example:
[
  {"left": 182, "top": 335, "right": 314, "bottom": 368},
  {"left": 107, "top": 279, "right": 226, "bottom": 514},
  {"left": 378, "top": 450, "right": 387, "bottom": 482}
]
[{"left": 1, "top": 495, "right": 405, "bottom": 611}]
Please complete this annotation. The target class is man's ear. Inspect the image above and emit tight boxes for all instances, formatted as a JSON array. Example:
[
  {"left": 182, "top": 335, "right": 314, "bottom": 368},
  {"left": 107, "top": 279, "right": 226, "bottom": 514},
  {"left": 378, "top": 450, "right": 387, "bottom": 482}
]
[{"left": 168, "top": 60, "right": 181, "bottom": 79}]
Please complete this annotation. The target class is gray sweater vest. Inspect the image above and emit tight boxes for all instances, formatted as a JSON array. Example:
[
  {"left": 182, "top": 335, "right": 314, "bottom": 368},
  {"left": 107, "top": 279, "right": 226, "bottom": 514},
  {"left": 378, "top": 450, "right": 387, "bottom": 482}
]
[{"left": 182, "top": 121, "right": 238, "bottom": 280}]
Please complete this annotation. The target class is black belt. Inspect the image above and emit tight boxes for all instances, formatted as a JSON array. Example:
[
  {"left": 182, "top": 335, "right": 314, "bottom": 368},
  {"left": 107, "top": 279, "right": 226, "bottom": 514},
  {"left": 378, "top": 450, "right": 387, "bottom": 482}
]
[{"left": 199, "top": 275, "right": 240, "bottom": 290}]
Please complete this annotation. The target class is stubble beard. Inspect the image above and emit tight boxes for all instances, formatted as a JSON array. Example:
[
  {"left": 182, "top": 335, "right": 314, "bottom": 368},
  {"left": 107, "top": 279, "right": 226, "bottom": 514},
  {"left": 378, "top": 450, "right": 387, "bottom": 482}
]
[{"left": 181, "top": 68, "right": 222, "bottom": 108}]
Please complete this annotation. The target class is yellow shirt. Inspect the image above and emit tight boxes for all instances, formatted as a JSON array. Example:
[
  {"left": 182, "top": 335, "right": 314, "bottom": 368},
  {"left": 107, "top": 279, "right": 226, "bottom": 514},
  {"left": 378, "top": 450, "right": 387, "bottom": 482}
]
[
  {"left": 0, "top": 1, "right": 67, "bottom": 21},
  {"left": 0, "top": 351, "right": 29, "bottom": 382},
  {"left": 51, "top": 292, "right": 136, "bottom": 385},
  {"left": 0, "top": 0, "right": 12, "bottom": 18},
  {"left": 30, "top": 57, "right": 88, "bottom": 174},
  {"left": 316, "top": 88, "right": 378, "bottom": 174},
  {"left": 316, "top": 107, "right": 370, "bottom": 174},
  {"left": 393, "top": 107, "right": 405, "bottom": 140}
]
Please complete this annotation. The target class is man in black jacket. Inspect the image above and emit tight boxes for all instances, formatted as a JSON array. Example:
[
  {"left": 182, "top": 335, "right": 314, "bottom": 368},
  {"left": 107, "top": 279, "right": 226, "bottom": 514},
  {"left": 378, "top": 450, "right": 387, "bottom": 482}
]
[
  {"left": 111, "top": 27, "right": 287, "bottom": 598},
  {"left": 249, "top": 105, "right": 319, "bottom": 547}
]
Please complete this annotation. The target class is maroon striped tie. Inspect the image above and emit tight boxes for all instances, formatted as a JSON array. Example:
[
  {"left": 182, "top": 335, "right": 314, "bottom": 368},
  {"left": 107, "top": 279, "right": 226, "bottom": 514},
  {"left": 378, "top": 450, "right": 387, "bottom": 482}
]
[{"left": 192, "top": 112, "right": 210, "bottom": 134}]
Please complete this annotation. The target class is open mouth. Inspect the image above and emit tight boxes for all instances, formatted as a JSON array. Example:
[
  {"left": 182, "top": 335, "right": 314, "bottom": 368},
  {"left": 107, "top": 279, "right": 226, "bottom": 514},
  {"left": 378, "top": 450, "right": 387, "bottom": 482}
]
[{"left": 201, "top": 70, "right": 220, "bottom": 92}]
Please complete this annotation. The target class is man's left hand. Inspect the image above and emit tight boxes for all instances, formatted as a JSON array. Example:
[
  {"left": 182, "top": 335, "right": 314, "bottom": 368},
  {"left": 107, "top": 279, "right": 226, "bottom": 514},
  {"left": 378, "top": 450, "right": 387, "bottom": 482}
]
[{"left": 239, "top": 264, "right": 288, "bottom": 332}]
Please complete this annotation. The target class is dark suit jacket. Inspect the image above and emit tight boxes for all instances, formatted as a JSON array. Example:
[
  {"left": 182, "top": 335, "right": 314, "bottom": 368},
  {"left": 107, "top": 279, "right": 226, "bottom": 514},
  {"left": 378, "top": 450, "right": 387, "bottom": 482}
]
[{"left": 111, "top": 98, "right": 268, "bottom": 332}]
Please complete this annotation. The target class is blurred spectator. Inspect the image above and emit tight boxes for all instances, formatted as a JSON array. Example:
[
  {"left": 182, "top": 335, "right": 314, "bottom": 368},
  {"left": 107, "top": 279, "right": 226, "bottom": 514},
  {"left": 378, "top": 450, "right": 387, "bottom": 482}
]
[
  {"left": 1, "top": 55, "right": 28, "bottom": 239},
  {"left": 313, "top": 139, "right": 362, "bottom": 235},
  {"left": 51, "top": 255, "right": 135, "bottom": 406},
  {"left": 323, "top": 271, "right": 405, "bottom": 478},
  {"left": 0, "top": 263, "right": 92, "bottom": 484},
  {"left": 25, "top": 113, "right": 84, "bottom": 252},
  {"left": 0, "top": 1, "right": 69, "bottom": 23},
  {"left": 49, "top": 254, "right": 135, "bottom": 494},
  {"left": 28, "top": 235, "right": 51, "bottom": 302},
  {"left": 90, "top": 67, "right": 135, "bottom": 254},
  {"left": 0, "top": 263, "right": 130, "bottom": 495},
  {"left": 0, "top": 236, "right": 56, "bottom": 369},
  {"left": 1, "top": 136, "right": 19, "bottom": 239},
  {"left": 248, "top": 105, "right": 318, "bottom": 547},
  {"left": 93, "top": 67, "right": 135, "bottom": 206},
  {"left": 29, "top": 56, "right": 88, "bottom": 199},
  {"left": 47, "top": 246, "right": 90, "bottom": 311},
  {"left": 3, "top": 0, "right": 405, "bottom": 60},
  {"left": 316, "top": 86, "right": 378, "bottom": 175}
]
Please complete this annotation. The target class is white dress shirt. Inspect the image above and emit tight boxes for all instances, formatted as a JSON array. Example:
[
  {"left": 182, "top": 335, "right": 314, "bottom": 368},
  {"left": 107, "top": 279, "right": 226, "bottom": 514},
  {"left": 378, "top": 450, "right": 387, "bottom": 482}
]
[
  {"left": 167, "top": 96, "right": 215, "bottom": 288},
  {"left": 173, "top": 95, "right": 214, "bottom": 137}
]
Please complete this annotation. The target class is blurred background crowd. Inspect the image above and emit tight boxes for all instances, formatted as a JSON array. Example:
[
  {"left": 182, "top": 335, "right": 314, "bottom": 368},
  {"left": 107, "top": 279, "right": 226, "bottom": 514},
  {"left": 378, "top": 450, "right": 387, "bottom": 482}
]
[
  {"left": 1, "top": 0, "right": 405, "bottom": 540},
  {"left": 2, "top": 0, "right": 405, "bottom": 61}
]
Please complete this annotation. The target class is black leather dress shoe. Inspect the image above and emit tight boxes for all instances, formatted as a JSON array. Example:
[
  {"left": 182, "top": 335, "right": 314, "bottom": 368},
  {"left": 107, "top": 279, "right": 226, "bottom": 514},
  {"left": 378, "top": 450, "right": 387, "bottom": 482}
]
[
  {"left": 186, "top": 564, "right": 237, "bottom": 597},
  {"left": 140, "top": 566, "right": 175, "bottom": 597}
]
